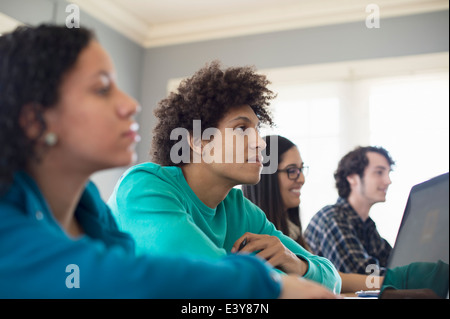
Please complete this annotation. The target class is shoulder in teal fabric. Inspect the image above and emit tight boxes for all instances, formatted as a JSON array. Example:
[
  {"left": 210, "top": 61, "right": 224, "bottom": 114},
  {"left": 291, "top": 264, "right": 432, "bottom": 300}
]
[
  {"left": 0, "top": 171, "right": 282, "bottom": 298},
  {"left": 108, "top": 162, "right": 341, "bottom": 292},
  {"left": 381, "top": 260, "right": 449, "bottom": 298}
]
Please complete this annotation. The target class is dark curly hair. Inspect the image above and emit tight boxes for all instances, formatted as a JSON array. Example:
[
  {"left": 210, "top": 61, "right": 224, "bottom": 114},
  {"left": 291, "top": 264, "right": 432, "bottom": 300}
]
[
  {"left": 151, "top": 61, "right": 276, "bottom": 165},
  {"left": 334, "top": 146, "right": 395, "bottom": 198},
  {"left": 0, "top": 24, "right": 94, "bottom": 192}
]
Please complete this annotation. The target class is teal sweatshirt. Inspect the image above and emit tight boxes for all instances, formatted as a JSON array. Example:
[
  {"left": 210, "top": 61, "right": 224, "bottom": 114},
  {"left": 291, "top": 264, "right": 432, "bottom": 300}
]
[
  {"left": 108, "top": 162, "right": 341, "bottom": 292},
  {"left": 381, "top": 260, "right": 449, "bottom": 298},
  {"left": 0, "top": 171, "right": 282, "bottom": 298}
]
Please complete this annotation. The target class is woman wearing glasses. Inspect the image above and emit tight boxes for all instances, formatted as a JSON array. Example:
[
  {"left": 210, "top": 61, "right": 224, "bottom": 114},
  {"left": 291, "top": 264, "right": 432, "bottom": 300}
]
[
  {"left": 242, "top": 135, "right": 382, "bottom": 293},
  {"left": 242, "top": 135, "right": 310, "bottom": 249}
]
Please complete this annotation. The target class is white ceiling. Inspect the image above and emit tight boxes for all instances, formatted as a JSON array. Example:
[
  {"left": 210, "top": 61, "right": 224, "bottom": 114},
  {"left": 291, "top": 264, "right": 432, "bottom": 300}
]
[
  {"left": 70, "top": 0, "right": 448, "bottom": 48},
  {"left": 1, "top": 0, "right": 448, "bottom": 47},
  {"left": 0, "top": 12, "right": 22, "bottom": 35}
]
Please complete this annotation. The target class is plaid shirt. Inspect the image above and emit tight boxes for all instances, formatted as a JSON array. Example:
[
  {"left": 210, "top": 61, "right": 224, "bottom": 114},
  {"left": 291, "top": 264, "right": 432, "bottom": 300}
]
[{"left": 304, "top": 197, "right": 392, "bottom": 275}]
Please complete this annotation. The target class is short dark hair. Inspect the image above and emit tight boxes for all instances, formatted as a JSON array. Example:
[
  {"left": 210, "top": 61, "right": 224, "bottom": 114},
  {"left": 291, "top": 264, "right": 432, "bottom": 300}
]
[
  {"left": 151, "top": 60, "right": 276, "bottom": 166},
  {"left": 334, "top": 146, "right": 395, "bottom": 198},
  {"left": 0, "top": 24, "right": 95, "bottom": 191}
]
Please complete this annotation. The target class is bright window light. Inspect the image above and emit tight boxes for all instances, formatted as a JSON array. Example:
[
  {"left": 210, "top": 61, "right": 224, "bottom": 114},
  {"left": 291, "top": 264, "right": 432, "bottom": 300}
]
[
  {"left": 369, "top": 73, "right": 449, "bottom": 244},
  {"left": 264, "top": 71, "right": 449, "bottom": 246}
]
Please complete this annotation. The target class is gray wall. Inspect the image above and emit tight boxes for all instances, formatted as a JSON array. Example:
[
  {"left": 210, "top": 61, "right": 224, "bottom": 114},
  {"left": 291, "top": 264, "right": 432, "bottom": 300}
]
[
  {"left": 138, "top": 10, "right": 449, "bottom": 164},
  {"left": 1, "top": 1, "right": 448, "bottom": 199},
  {"left": 0, "top": 0, "right": 144, "bottom": 199},
  {"left": 0, "top": 0, "right": 144, "bottom": 101}
]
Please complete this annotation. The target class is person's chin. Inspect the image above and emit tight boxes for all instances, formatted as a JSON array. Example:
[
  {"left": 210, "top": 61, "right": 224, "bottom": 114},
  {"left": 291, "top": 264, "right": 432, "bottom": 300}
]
[
  {"left": 240, "top": 173, "right": 261, "bottom": 185},
  {"left": 289, "top": 199, "right": 301, "bottom": 208},
  {"left": 114, "top": 150, "right": 137, "bottom": 168},
  {"left": 378, "top": 193, "right": 387, "bottom": 202}
]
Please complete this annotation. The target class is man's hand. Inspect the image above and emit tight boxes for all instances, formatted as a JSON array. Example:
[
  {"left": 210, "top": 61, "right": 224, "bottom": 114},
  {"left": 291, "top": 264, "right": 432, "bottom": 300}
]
[{"left": 232, "top": 232, "right": 308, "bottom": 276}]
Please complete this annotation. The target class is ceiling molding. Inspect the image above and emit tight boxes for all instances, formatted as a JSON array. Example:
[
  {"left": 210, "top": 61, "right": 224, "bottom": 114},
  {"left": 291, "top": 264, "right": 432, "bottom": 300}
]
[
  {"left": 0, "top": 12, "right": 23, "bottom": 35},
  {"left": 262, "top": 52, "right": 449, "bottom": 86},
  {"left": 69, "top": 0, "right": 449, "bottom": 48},
  {"left": 69, "top": 0, "right": 151, "bottom": 44}
]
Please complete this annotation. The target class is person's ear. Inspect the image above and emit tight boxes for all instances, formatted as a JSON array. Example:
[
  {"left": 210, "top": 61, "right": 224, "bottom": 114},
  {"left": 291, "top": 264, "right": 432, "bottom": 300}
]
[
  {"left": 19, "top": 103, "right": 59, "bottom": 146},
  {"left": 19, "top": 103, "right": 44, "bottom": 141},
  {"left": 188, "top": 133, "right": 203, "bottom": 158},
  {"left": 346, "top": 173, "right": 360, "bottom": 187}
]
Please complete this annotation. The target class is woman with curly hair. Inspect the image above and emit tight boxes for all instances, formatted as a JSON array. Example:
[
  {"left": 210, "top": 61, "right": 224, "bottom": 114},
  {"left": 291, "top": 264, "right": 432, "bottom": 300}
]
[
  {"left": 0, "top": 24, "right": 337, "bottom": 299},
  {"left": 108, "top": 61, "right": 342, "bottom": 292}
]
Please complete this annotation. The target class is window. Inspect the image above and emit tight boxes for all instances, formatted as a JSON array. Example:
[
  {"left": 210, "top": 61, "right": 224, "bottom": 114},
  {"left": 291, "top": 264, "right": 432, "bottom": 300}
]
[
  {"left": 166, "top": 53, "right": 448, "bottom": 246},
  {"left": 262, "top": 55, "right": 449, "bottom": 245},
  {"left": 261, "top": 82, "right": 342, "bottom": 237},
  {"left": 368, "top": 73, "right": 449, "bottom": 244}
]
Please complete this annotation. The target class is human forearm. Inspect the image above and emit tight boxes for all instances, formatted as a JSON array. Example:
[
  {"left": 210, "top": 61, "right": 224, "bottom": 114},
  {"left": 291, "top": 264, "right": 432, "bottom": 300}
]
[{"left": 339, "top": 272, "right": 384, "bottom": 293}]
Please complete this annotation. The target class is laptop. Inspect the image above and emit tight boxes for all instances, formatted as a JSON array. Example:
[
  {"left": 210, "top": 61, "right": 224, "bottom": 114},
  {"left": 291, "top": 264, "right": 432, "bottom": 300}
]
[{"left": 377, "top": 172, "right": 449, "bottom": 299}]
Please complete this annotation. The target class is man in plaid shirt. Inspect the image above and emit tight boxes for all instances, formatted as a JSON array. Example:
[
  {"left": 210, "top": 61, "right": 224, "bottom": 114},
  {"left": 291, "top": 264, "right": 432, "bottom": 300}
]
[{"left": 305, "top": 146, "right": 394, "bottom": 275}]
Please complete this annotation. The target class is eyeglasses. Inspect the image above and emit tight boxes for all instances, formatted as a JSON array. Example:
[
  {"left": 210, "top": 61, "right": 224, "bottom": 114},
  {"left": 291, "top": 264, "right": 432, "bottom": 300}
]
[{"left": 278, "top": 166, "right": 309, "bottom": 180}]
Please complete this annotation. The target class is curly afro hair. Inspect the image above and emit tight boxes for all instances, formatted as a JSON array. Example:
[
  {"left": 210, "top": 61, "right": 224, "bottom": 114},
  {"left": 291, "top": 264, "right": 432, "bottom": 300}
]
[
  {"left": 334, "top": 146, "right": 395, "bottom": 198},
  {"left": 152, "top": 60, "right": 276, "bottom": 166},
  {"left": 0, "top": 24, "right": 94, "bottom": 192}
]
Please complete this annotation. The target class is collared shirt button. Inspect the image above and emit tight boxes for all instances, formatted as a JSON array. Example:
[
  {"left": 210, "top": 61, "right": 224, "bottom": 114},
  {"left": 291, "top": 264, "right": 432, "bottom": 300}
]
[{"left": 35, "top": 211, "right": 44, "bottom": 221}]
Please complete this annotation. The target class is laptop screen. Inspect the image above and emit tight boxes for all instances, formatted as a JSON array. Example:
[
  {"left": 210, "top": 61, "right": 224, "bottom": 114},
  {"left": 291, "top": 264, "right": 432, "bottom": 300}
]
[
  {"left": 388, "top": 172, "right": 449, "bottom": 269},
  {"left": 380, "top": 172, "right": 449, "bottom": 298}
]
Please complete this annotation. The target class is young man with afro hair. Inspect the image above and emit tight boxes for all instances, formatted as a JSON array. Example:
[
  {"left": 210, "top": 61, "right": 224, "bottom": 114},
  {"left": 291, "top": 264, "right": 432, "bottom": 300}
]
[{"left": 108, "top": 61, "right": 341, "bottom": 292}]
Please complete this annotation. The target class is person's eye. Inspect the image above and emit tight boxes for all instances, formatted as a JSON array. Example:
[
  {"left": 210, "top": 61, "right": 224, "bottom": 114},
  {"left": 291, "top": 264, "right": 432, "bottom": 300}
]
[
  {"left": 235, "top": 125, "right": 247, "bottom": 132},
  {"left": 96, "top": 86, "right": 111, "bottom": 96}
]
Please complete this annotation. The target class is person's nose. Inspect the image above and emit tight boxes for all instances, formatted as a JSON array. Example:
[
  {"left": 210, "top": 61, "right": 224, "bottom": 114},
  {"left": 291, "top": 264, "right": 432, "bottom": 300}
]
[
  {"left": 296, "top": 170, "right": 305, "bottom": 185},
  {"left": 116, "top": 89, "right": 140, "bottom": 118},
  {"left": 255, "top": 131, "right": 266, "bottom": 151}
]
